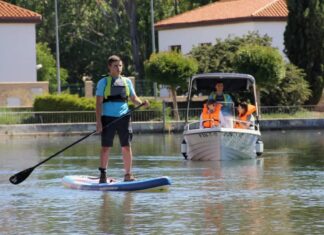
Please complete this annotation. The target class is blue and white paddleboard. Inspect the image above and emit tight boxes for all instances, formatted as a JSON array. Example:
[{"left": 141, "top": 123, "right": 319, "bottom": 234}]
[{"left": 63, "top": 175, "right": 172, "bottom": 192}]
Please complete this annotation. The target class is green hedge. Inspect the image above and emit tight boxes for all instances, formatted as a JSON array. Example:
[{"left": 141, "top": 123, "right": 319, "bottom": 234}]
[
  {"left": 34, "top": 94, "right": 165, "bottom": 111},
  {"left": 129, "top": 99, "right": 166, "bottom": 121},
  {"left": 33, "top": 94, "right": 164, "bottom": 113},
  {"left": 34, "top": 94, "right": 95, "bottom": 111}
]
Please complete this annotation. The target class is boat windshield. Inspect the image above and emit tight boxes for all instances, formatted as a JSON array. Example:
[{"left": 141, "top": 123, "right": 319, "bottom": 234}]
[
  {"left": 218, "top": 101, "right": 235, "bottom": 128},
  {"left": 185, "top": 73, "right": 259, "bottom": 131}
]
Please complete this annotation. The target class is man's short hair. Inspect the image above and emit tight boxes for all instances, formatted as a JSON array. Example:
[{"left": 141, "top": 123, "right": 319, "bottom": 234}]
[
  {"left": 207, "top": 99, "right": 216, "bottom": 106},
  {"left": 107, "top": 55, "right": 122, "bottom": 66}
]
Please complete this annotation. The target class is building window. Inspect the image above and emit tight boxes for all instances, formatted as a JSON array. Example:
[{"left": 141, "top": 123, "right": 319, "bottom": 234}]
[{"left": 169, "top": 45, "right": 181, "bottom": 52}]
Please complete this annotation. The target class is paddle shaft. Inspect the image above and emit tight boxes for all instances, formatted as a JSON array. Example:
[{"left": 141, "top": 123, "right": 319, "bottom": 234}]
[{"left": 9, "top": 104, "right": 144, "bottom": 184}]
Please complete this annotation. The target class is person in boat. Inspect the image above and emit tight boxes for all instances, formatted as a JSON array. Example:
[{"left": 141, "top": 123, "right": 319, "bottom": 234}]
[
  {"left": 234, "top": 101, "right": 256, "bottom": 129},
  {"left": 209, "top": 81, "right": 233, "bottom": 114},
  {"left": 96, "top": 55, "right": 149, "bottom": 183},
  {"left": 199, "top": 99, "right": 225, "bottom": 128},
  {"left": 208, "top": 81, "right": 234, "bottom": 127}
]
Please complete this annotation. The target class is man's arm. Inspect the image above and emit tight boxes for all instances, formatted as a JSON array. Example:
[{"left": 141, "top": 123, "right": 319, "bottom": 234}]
[
  {"left": 127, "top": 78, "right": 149, "bottom": 107},
  {"left": 130, "top": 95, "right": 149, "bottom": 107},
  {"left": 130, "top": 95, "right": 142, "bottom": 106},
  {"left": 227, "top": 94, "right": 233, "bottom": 102}
]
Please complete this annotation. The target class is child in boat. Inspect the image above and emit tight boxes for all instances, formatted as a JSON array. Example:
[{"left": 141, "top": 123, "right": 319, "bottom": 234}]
[
  {"left": 199, "top": 99, "right": 225, "bottom": 128},
  {"left": 234, "top": 101, "right": 256, "bottom": 129}
]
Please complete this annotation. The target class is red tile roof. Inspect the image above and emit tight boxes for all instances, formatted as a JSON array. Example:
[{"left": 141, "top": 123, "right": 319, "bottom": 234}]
[
  {"left": 254, "top": 0, "right": 287, "bottom": 17},
  {"left": 0, "top": 0, "right": 41, "bottom": 23},
  {"left": 155, "top": 0, "right": 287, "bottom": 30}
]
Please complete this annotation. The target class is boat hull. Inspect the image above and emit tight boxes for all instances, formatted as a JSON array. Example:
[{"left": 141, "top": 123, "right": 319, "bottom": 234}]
[{"left": 183, "top": 128, "right": 261, "bottom": 161}]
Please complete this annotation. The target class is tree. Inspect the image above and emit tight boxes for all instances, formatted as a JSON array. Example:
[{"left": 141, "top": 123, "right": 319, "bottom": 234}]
[
  {"left": 9, "top": 0, "right": 215, "bottom": 90},
  {"left": 144, "top": 52, "right": 198, "bottom": 120},
  {"left": 10, "top": 0, "right": 133, "bottom": 84},
  {"left": 125, "top": 0, "right": 143, "bottom": 78},
  {"left": 233, "top": 45, "right": 286, "bottom": 108},
  {"left": 284, "top": 0, "right": 324, "bottom": 104},
  {"left": 36, "top": 43, "right": 68, "bottom": 93},
  {"left": 234, "top": 45, "right": 285, "bottom": 88},
  {"left": 190, "top": 32, "right": 273, "bottom": 73},
  {"left": 190, "top": 33, "right": 309, "bottom": 106},
  {"left": 261, "top": 63, "right": 311, "bottom": 106}
]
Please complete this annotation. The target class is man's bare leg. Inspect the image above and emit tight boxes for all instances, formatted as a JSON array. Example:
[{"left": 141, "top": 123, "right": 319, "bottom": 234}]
[
  {"left": 122, "top": 146, "right": 135, "bottom": 181},
  {"left": 99, "top": 146, "right": 110, "bottom": 183}
]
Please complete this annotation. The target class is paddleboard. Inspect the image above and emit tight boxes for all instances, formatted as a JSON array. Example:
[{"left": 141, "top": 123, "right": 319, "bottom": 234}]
[{"left": 62, "top": 175, "right": 172, "bottom": 192}]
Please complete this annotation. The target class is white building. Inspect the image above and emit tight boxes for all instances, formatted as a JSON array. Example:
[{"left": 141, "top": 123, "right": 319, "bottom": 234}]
[
  {"left": 0, "top": 1, "right": 48, "bottom": 107},
  {"left": 155, "top": 0, "right": 288, "bottom": 57}
]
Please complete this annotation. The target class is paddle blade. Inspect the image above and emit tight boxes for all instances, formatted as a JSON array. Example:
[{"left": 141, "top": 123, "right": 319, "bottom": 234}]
[{"left": 9, "top": 167, "right": 35, "bottom": 185}]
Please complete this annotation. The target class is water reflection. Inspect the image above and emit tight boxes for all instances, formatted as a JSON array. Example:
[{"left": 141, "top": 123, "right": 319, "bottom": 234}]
[
  {"left": 262, "top": 130, "right": 323, "bottom": 154},
  {"left": 178, "top": 159, "right": 266, "bottom": 234},
  {"left": 184, "top": 158, "right": 263, "bottom": 177},
  {"left": 99, "top": 193, "right": 133, "bottom": 234}
]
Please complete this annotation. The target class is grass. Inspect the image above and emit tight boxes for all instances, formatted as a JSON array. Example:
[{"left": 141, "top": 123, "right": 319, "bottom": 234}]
[
  {"left": 0, "top": 112, "right": 33, "bottom": 124},
  {"left": 261, "top": 111, "right": 324, "bottom": 119}
]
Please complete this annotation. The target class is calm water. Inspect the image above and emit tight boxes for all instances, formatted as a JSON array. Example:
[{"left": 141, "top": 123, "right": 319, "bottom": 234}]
[{"left": 1, "top": 130, "right": 323, "bottom": 235}]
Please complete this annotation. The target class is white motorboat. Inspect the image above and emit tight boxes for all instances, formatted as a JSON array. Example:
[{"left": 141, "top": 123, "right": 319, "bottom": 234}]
[{"left": 181, "top": 73, "right": 263, "bottom": 161}]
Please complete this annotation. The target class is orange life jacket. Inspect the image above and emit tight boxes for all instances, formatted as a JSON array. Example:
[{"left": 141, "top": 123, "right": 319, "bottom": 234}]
[
  {"left": 201, "top": 103, "right": 222, "bottom": 128},
  {"left": 235, "top": 104, "right": 256, "bottom": 129}
]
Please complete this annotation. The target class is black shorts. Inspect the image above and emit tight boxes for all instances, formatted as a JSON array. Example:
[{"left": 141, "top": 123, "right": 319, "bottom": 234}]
[{"left": 101, "top": 115, "right": 132, "bottom": 147}]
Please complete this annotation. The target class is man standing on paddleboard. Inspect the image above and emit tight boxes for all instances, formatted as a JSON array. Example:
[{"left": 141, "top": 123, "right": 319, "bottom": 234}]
[{"left": 96, "top": 55, "right": 149, "bottom": 183}]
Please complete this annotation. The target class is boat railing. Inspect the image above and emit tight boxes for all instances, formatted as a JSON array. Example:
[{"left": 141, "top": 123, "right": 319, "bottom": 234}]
[
  {"left": 186, "top": 118, "right": 258, "bottom": 131},
  {"left": 232, "top": 119, "right": 257, "bottom": 130},
  {"left": 186, "top": 121, "right": 201, "bottom": 130}
]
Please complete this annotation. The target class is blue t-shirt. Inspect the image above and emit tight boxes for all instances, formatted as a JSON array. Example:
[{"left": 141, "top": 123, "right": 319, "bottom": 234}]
[
  {"left": 208, "top": 92, "right": 233, "bottom": 115},
  {"left": 96, "top": 76, "right": 135, "bottom": 117}
]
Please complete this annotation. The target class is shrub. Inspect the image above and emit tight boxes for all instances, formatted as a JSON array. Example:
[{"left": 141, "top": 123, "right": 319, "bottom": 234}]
[
  {"left": 233, "top": 45, "right": 285, "bottom": 89},
  {"left": 190, "top": 32, "right": 273, "bottom": 73},
  {"left": 129, "top": 98, "right": 165, "bottom": 121},
  {"left": 261, "top": 63, "right": 311, "bottom": 106},
  {"left": 33, "top": 94, "right": 169, "bottom": 122},
  {"left": 34, "top": 94, "right": 95, "bottom": 111},
  {"left": 144, "top": 51, "right": 198, "bottom": 120}
]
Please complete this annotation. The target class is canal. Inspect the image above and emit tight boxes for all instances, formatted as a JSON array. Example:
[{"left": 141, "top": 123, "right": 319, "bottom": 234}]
[{"left": 1, "top": 130, "right": 323, "bottom": 234}]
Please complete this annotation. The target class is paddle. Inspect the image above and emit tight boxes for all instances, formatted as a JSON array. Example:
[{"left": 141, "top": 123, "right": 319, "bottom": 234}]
[{"left": 9, "top": 103, "right": 144, "bottom": 185}]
